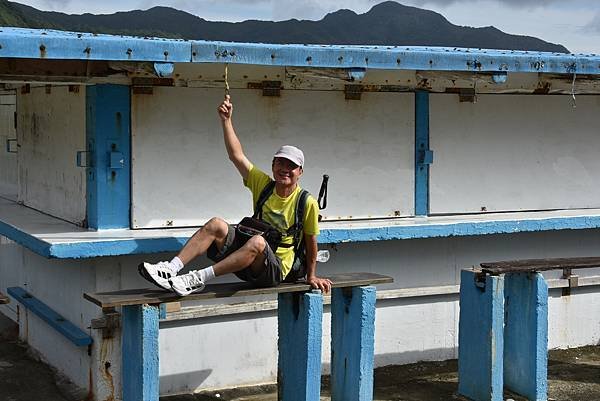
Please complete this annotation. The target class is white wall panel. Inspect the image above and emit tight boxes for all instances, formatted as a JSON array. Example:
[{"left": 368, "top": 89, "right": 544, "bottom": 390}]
[
  {"left": 17, "top": 86, "right": 86, "bottom": 225},
  {"left": 0, "top": 93, "right": 17, "bottom": 199},
  {"left": 132, "top": 88, "right": 414, "bottom": 228},
  {"left": 430, "top": 94, "right": 600, "bottom": 214}
]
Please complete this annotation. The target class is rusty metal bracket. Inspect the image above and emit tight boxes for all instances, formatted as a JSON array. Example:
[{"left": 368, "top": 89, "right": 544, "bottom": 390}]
[
  {"left": 91, "top": 308, "right": 120, "bottom": 339},
  {"left": 344, "top": 84, "right": 363, "bottom": 100},
  {"left": 458, "top": 88, "right": 476, "bottom": 103},
  {"left": 261, "top": 80, "right": 282, "bottom": 96},
  {"left": 131, "top": 77, "right": 174, "bottom": 95},
  {"left": 561, "top": 268, "right": 579, "bottom": 296}
]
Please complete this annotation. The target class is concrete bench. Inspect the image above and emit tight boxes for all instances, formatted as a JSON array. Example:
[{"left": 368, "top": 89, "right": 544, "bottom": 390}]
[
  {"left": 0, "top": 292, "right": 9, "bottom": 304},
  {"left": 458, "top": 256, "right": 600, "bottom": 401},
  {"left": 84, "top": 272, "right": 393, "bottom": 401}
]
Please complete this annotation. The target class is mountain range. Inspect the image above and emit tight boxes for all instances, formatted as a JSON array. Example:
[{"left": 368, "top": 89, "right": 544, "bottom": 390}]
[{"left": 0, "top": 0, "right": 569, "bottom": 53}]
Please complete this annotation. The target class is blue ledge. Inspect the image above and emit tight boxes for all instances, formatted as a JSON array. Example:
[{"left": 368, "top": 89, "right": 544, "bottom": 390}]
[
  {"left": 1, "top": 27, "right": 600, "bottom": 75},
  {"left": 7, "top": 287, "right": 93, "bottom": 347},
  {"left": 3, "top": 208, "right": 600, "bottom": 259}
]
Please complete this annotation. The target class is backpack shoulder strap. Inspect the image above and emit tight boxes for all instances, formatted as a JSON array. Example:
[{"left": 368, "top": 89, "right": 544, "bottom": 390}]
[
  {"left": 292, "top": 189, "right": 310, "bottom": 248},
  {"left": 253, "top": 180, "right": 276, "bottom": 219}
]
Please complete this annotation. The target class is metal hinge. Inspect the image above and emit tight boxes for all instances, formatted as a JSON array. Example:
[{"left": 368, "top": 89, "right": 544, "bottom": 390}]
[
  {"left": 6, "top": 138, "right": 17, "bottom": 153},
  {"left": 131, "top": 77, "right": 174, "bottom": 95},
  {"left": 344, "top": 84, "right": 363, "bottom": 100},
  {"left": 247, "top": 81, "right": 282, "bottom": 97},
  {"left": 459, "top": 88, "right": 476, "bottom": 103}
]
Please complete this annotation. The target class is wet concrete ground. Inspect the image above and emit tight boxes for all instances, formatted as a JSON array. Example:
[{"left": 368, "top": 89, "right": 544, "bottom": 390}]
[{"left": 1, "top": 310, "right": 599, "bottom": 401}]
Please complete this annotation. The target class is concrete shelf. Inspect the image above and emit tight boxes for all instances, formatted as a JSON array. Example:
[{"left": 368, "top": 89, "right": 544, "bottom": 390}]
[{"left": 2, "top": 197, "right": 600, "bottom": 259}]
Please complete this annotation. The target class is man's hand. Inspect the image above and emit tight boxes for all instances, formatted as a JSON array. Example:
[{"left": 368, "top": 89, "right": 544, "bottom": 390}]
[
  {"left": 218, "top": 95, "right": 233, "bottom": 121},
  {"left": 307, "top": 276, "right": 332, "bottom": 294}
]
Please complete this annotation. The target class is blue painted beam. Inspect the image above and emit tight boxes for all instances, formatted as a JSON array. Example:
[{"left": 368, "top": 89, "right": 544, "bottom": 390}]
[
  {"left": 278, "top": 291, "right": 323, "bottom": 401},
  {"left": 330, "top": 286, "right": 376, "bottom": 401},
  {"left": 458, "top": 271, "right": 504, "bottom": 401},
  {"left": 122, "top": 304, "right": 160, "bottom": 401},
  {"left": 6, "top": 287, "right": 92, "bottom": 347},
  {"left": 86, "top": 84, "right": 131, "bottom": 229},
  {"left": 193, "top": 41, "right": 599, "bottom": 74},
  {"left": 504, "top": 272, "right": 548, "bottom": 401},
  {"left": 1, "top": 28, "right": 600, "bottom": 75},
  {"left": 4, "top": 213, "right": 600, "bottom": 259},
  {"left": 414, "top": 91, "right": 430, "bottom": 216},
  {"left": 0, "top": 28, "right": 190, "bottom": 62}
]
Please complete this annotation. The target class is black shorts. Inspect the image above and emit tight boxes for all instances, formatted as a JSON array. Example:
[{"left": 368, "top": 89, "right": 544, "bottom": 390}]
[{"left": 206, "top": 225, "right": 283, "bottom": 288}]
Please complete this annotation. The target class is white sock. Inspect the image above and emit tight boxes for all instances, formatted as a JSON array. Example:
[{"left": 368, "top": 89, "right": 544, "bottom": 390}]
[
  {"left": 169, "top": 256, "right": 184, "bottom": 274},
  {"left": 196, "top": 266, "right": 215, "bottom": 283}
]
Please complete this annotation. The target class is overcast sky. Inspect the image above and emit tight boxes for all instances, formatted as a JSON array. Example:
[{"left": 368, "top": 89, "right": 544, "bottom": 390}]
[{"left": 15, "top": 0, "right": 600, "bottom": 54}]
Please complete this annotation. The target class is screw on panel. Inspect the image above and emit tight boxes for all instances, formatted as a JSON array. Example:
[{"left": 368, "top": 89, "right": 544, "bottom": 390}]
[{"left": 39, "top": 44, "right": 46, "bottom": 57}]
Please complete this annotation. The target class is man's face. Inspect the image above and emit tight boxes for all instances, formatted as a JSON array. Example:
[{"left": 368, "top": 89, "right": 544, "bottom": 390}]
[{"left": 272, "top": 157, "right": 302, "bottom": 186}]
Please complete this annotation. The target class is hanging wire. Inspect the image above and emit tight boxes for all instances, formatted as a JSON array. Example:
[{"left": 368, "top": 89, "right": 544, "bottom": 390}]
[
  {"left": 571, "top": 70, "right": 577, "bottom": 108},
  {"left": 224, "top": 63, "right": 230, "bottom": 97}
]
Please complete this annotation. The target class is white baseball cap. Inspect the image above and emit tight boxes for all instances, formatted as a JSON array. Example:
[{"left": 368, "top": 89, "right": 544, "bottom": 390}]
[{"left": 273, "top": 145, "right": 304, "bottom": 168}]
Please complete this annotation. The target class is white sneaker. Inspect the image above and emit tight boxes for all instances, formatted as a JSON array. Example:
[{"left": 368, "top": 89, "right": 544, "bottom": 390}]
[
  {"left": 169, "top": 271, "right": 205, "bottom": 296},
  {"left": 138, "top": 261, "right": 176, "bottom": 291}
]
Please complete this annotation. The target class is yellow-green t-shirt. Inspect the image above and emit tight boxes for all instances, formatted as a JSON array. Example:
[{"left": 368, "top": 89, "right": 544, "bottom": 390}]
[{"left": 244, "top": 165, "right": 320, "bottom": 278}]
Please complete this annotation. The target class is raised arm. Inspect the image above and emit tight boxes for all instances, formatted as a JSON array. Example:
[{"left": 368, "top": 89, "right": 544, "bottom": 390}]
[{"left": 218, "top": 95, "right": 252, "bottom": 180}]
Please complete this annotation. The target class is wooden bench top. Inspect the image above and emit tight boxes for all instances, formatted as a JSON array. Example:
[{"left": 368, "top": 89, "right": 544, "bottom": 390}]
[
  {"left": 84, "top": 272, "right": 393, "bottom": 308},
  {"left": 0, "top": 292, "right": 9, "bottom": 304},
  {"left": 481, "top": 257, "right": 600, "bottom": 275}
]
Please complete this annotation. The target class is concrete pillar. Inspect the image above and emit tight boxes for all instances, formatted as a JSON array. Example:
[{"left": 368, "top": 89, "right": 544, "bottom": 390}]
[
  {"left": 504, "top": 272, "right": 548, "bottom": 401},
  {"left": 277, "top": 291, "right": 323, "bottom": 401},
  {"left": 122, "top": 304, "right": 159, "bottom": 401},
  {"left": 458, "top": 270, "right": 505, "bottom": 401},
  {"left": 330, "top": 286, "right": 376, "bottom": 401}
]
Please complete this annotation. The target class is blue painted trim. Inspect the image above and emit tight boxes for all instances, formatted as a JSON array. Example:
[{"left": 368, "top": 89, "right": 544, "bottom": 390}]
[
  {"left": 504, "top": 272, "right": 548, "bottom": 401},
  {"left": 458, "top": 271, "right": 504, "bottom": 401},
  {"left": 3, "top": 214, "right": 600, "bottom": 259},
  {"left": 331, "top": 286, "right": 376, "bottom": 401},
  {"left": 6, "top": 287, "right": 92, "bottom": 347},
  {"left": 415, "top": 91, "right": 430, "bottom": 216},
  {"left": 195, "top": 42, "right": 598, "bottom": 74},
  {"left": 1, "top": 28, "right": 600, "bottom": 75},
  {"left": 122, "top": 304, "right": 160, "bottom": 401},
  {"left": 0, "top": 28, "right": 190, "bottom": 62},
  {"left": 278, "top": 291, "right": 323, "bottom": 401},
  {"left": 0, "top": 219, "right": 51, "bottom": 257},
  {"left": 86, "top": 84, "right": 131, "bottom": 229}
]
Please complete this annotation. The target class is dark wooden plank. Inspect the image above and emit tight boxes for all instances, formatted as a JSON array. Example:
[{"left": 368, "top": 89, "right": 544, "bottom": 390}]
[
  {"left": 84, "top": 272, "right": 393, "bottom": 308},
  {"left": 481, "top": 257, "right": 600, "bottom": 275},
  {"left": 0, "top": 292, "right": 9, "bottom": 304}
]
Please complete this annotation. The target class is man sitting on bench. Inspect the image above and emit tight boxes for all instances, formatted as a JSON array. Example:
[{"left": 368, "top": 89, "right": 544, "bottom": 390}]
[{"left": 139, "top": 95, "right": 332, "bottom": 296}]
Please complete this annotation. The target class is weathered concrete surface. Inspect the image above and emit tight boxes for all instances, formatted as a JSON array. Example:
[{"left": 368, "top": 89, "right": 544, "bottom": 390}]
[
  {"left": 169, "top": 347, "right": 600, "bottom": 401},
  {"left": 2, "top": 308, "right": 600, "bottom": 401},
  {"left": 0, "top": 312, "right": 71, "bottom": 401}
]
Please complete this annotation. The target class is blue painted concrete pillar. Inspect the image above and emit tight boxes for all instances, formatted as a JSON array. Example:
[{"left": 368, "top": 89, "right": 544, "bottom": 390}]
[
  {"left": 415, "top": 90, "right": 431, "bottom": 216},
  {"left": 278, "top": 291, "right": 323, "bottom": 401},
  {"left": 86, "top": 84, "right": 131, "bottom": 229},
  {"left": 504, "top": 272, "right": 548, "bottom": 401},
  {"left": 122, "top": 304, "right": 160, "bottom": 401},
  {"left": 330, "top": 286, "right": 376, "bottom": 401},
  {"left": 458, "top": 270, "right": 505, "bottom": 401}
]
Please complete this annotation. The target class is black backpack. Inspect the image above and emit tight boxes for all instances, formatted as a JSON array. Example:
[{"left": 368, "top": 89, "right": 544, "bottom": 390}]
[{"left": 254, "top": 180, "right": 309, "bottom": 282}]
